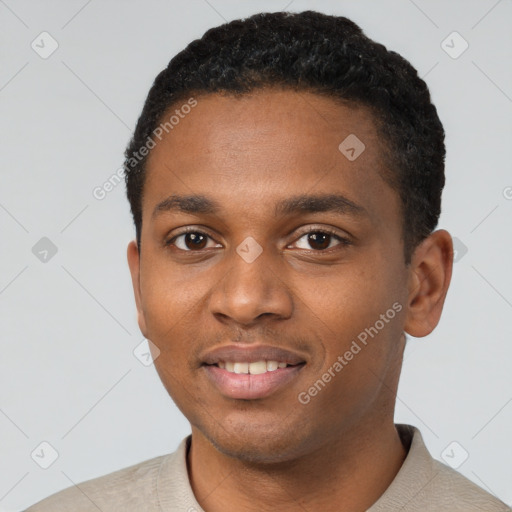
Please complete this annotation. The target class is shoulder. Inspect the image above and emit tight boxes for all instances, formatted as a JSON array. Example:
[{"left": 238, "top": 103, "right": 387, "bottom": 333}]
[
  {"left": 425, "top": 457, "right": 510, "bottom": 511},
  {"left": 24, "top": 454, "right": 167, "bottom": 512},
  {"left": 370, "top": 425, "right": 510, "bottom": 512}
]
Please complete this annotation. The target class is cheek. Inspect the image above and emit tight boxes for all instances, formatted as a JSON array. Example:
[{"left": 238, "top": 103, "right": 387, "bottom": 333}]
[
  {"left": 294, "top": 258, "right": 404, "bottom": 372},
  {"left": 139, "top": 257, "right": 206, "bottom": 337},
  {"left": 295, "top": 262, "right": 390, "bottom": 331}
]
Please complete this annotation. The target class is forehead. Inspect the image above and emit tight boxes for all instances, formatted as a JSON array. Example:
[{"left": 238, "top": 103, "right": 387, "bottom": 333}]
[{"left": 143, "top": 89, "right": 398, "bottom": 227}]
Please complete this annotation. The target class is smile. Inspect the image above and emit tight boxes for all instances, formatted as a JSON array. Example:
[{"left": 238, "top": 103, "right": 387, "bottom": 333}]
[
  {"left": 213, "top": 360, "right": 294, "bottom": 374},
  {"left": 203, "top": 362, "right": 306, "bottom": 399}
]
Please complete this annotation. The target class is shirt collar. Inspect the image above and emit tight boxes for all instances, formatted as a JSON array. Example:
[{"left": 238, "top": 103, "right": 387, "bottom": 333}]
[
  {"left": 156, "top": 424, "right": 432, "bottom": 511},
  {"left": 368, "top": 424, "right": 435, "bottom": 511}
]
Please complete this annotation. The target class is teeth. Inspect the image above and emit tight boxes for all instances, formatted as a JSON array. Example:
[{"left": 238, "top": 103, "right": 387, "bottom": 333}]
[
  {"left": 249, "top": 361, "right": 267, "bottom": 375},
  {"left": 234, "top": 362, "right": 249, "bottom": 374},
  {"left": 217, "top": 360, "right": 291, "bottom": 374},
  {"left": 266, "top": 360, "right": 279, "bottom": 371}
]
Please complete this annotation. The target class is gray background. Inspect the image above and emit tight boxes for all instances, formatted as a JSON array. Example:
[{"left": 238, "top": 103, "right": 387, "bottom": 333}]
[{"left": 1, "top": 0, "right": 511, "bottom": 510}]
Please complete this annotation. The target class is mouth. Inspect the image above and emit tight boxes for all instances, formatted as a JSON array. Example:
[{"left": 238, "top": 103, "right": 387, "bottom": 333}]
[
  {"left": 202, "top": 361, "right": 306, "bottom": 400},
  {"left": 199, "top": 344, "right": 308, "bottom": 399},
  {"left": 203, "top": 360, "right": 305, "bottom": 374}
]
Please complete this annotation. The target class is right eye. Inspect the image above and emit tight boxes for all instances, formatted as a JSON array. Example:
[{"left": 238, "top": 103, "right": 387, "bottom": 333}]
[{"left": 165, "top": 230, "right": 222, "bottom": 252}]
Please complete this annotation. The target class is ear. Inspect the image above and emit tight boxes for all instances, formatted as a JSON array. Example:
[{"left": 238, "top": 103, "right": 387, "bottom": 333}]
[
  {"left": 403, "top": 229, "right": 453, "bottom": 337},
  {"left": 127, "top": 239, "right": 148, "bottom": 337}
]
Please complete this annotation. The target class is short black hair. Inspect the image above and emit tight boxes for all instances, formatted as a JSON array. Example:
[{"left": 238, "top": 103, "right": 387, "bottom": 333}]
[{"left": 124, "top": 10, "right": 445, "bottom": 264}]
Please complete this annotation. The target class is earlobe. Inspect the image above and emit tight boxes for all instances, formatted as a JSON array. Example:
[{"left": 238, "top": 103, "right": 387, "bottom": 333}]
[
  {"left": 403, "top": 230, "right": 453, "bottom": 338},
  {"left": 127, "top": 239, "right": 148, "bottom": 336}
]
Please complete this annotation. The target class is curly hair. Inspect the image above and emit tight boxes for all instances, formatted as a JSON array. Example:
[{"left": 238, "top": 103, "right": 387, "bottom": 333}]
[{"left": 124, "top": 10, "right": 445, "bottom": 264}]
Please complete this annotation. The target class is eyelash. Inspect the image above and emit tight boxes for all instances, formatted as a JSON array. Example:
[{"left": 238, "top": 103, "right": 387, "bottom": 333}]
[{"left": 164, "top": 226, "right": 352, "bottom": 252}]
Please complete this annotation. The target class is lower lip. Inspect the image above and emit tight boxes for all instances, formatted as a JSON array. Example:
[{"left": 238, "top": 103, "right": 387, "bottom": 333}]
[{"left": 202, "top": 364, "right": 305, "bottom": 400}]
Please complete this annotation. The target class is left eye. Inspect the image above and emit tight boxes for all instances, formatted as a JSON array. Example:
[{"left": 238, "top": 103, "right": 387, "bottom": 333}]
[{"left": 292, "top": 231, "right": 349, "bottom": 251}]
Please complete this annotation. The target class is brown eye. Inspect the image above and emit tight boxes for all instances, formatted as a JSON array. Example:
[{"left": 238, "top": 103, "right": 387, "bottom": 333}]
[
  {"left": 167, "top": 231, "right": 221, "bottom": 251},
  {"left": 183, "top": 232, "right": 207, "bottom": 250},
  {"left": 307, "top": 232, "right": 331, "bottom": 250},
  {"left": 292, "top": 229, "right": 350, "bottom": 251}
]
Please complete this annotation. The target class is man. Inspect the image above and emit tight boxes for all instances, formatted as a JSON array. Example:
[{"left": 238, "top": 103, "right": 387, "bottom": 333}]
[{"left": 26, "top": 10, "right": 509, "bottom": 512}]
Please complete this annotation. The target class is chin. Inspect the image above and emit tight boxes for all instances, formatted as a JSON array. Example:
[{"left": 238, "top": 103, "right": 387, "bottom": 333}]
[
  {"left": 213, "top": 437, "right": 298, "bottom": 464},
  {"left": 201, "top": 416, "right": 314, "bottom": 465}
]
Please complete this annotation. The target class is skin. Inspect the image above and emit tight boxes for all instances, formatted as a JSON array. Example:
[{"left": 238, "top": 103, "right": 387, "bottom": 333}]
[{"left": 127, "top": 88, "right": 453, "bottom": 511}]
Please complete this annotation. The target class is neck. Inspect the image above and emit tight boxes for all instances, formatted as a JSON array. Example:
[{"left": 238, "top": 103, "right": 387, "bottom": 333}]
[{"left": 187, "top": 420, "right": 407, "bottom": 512}]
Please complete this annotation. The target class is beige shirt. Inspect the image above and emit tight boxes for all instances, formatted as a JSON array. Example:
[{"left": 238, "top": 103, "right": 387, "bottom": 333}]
[{"left": 26, "top": 424, "right": 510, "bottom": 511}]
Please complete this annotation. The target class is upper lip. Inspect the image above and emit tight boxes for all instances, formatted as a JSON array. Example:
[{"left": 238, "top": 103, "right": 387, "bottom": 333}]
[{"left": 201, "top": 344, "right": 307, "bottom": 365}]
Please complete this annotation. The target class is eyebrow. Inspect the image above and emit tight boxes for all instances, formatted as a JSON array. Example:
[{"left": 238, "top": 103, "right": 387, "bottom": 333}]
[
  {"left": 152, "top": 193, "right": 368, "bottom": 219},
  {"left": 275, "top": 194, "right": 367, "bottom": 218},
  {"left": 152, "top": 194, "right": 220, "bottom": 219}
]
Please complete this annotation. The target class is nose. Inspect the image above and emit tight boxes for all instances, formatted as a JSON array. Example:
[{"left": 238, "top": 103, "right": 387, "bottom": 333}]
[{"left": 209, "top": 244, "right": 294, "bottom": 327}]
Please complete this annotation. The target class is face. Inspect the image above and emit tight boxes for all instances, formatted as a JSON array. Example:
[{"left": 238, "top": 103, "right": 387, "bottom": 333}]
[{"left": 128, "top": 89, "right": 418, "bottom": 463}]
